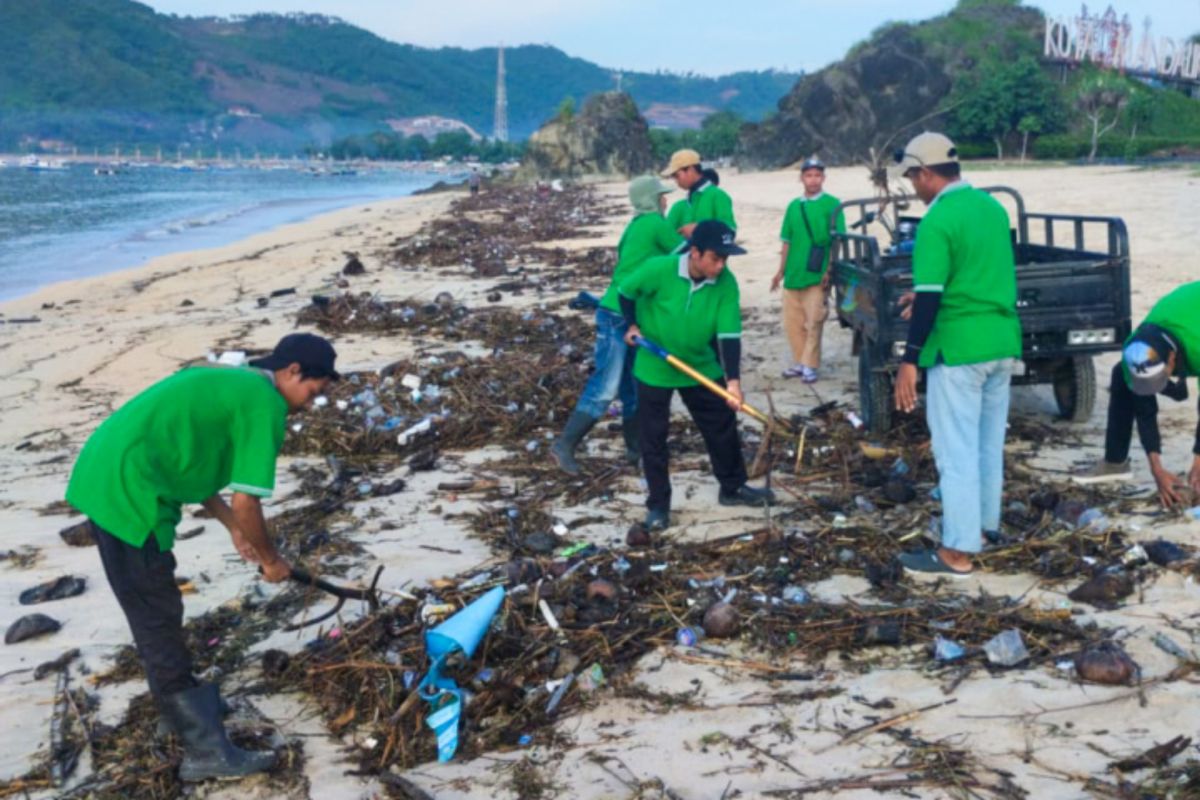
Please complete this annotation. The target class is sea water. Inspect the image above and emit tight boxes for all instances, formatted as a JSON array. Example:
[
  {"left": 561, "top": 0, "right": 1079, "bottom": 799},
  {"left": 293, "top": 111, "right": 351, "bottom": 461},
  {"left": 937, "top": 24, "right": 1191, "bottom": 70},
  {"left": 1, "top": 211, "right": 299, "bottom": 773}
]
[{"left": 0, "top": 162, "right": 453, "bottom": 301}]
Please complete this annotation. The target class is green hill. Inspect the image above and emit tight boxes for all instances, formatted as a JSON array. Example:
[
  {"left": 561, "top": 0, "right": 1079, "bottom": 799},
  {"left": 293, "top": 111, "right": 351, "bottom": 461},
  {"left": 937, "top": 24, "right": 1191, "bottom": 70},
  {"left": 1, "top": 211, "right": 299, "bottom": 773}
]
[{"left": 0, "top": 0, "right": 797, "bottom": 152}]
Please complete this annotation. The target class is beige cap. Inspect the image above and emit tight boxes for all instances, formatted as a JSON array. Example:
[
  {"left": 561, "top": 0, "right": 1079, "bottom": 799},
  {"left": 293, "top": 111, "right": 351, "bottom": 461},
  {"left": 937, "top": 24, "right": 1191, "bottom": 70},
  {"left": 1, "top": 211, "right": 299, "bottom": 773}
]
[
  {"left": 890, "top": 132, "right": 958, "bottom": 178},
  {"left": 662, "top": 148, "right": 701, "bottom": 177}
]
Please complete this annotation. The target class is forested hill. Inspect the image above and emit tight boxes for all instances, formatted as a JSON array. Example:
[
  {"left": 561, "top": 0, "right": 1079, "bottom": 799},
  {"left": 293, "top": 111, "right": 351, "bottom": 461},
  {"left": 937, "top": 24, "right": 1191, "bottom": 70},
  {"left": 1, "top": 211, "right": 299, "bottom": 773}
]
[{"left": 0, "top": 0, "right": 797, "bottom": 152}]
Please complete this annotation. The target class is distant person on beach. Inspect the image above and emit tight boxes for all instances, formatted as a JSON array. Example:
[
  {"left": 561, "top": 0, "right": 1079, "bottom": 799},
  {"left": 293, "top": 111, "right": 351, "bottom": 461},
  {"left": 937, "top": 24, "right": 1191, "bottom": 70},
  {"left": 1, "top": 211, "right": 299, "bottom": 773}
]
[
  {"left": 770, "top": 156, "right": 845, "bottom": 384},
  {"left": 552, "top": 175, "right": 683, "bottom": 474},
  {"left": 891, "top": 133, "right": 1021, "bottom": 578},
  {"left": 1072, "top": 281, "right": 1200, "bottom": 507},
  {"left": 619, "top": 220, "right": 775, "bottom": 531},
  {"left": 65, "top": 333, "right": 339, "bottom": 782},
  {"left": 468, "top": 167, "right": 481, "bottom": 196},
  {"left": 662, "top": 149, "right": 736, "bottom": 237}
]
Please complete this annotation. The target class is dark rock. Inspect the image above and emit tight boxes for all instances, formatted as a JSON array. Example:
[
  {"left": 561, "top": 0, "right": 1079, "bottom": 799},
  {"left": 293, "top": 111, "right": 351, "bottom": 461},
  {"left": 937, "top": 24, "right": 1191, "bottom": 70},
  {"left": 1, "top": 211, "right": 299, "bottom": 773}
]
[
  {"left": 857, "top": 620, "right": 902, "bottom": 646},
  {"left": 703, "top": 602, "right": 740, "bottom": 639},
  {"left": 256, "top": 296, "right": 269, "bottom": 308},
  {"left": 523, "top": 531, "right": 558, "bottom": 555},
  {"left": 882, "top": 478, "right": 916, "bottom": 504},
  {"left": 519, "top": 91, "right": 655, "bottom": 179},
  {"left": 486, "top": 291, "right": 502, "bottom": 303},
  {"left": 19, "top": 575, "right": 86, "bottom": 605},
  {"left": 1075, "top": 641, "right": 1139, "bottom": 685},
  {"left": 343, "top": 255, "right": 366, "bottom": 275},
  {"left": 1068, "top": 572, "right": 1134, "bottom": 609},
  {"left": 59, "top": 521, "right": 95, "bottom": 547},
  {"left": 626, "top": 522, "right": 651, "bottom": 547},
  {"left": 504, "top": 558, "right": 543, "bottom": 586},
  {"left": 180, "top": 299, "right": 195, "bottom": 307},
  {"left": 5, "top": 613, "right": 62, "bottom": 644},
  {"left": 1144, "top": 540, "right": 1189, "bottom": 566},
  {"left": 262, "top": 649, "right": 291, "bottom": 678}
]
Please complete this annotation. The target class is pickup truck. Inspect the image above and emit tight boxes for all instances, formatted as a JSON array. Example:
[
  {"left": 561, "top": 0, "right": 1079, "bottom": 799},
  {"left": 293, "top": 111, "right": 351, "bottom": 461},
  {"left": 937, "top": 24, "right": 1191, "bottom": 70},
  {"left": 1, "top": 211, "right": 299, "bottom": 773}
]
[{"left": 830, "top": 186, "right": 1131, "bottom": 433}]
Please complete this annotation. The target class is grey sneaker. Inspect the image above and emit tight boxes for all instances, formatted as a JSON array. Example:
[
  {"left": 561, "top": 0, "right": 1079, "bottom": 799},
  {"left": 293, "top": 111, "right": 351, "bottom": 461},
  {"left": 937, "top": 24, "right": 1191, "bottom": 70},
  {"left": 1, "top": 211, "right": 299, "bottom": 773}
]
[{"left": 1071, "top": 459, "right": 1132, "bottom": 485}]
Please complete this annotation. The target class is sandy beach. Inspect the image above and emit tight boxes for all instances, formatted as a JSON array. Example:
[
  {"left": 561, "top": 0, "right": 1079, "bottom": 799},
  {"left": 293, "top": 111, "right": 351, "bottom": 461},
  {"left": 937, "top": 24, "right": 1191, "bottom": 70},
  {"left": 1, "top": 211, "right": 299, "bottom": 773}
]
[{"left": 2, "top": 162, "right": 1199, "bottom": 799}]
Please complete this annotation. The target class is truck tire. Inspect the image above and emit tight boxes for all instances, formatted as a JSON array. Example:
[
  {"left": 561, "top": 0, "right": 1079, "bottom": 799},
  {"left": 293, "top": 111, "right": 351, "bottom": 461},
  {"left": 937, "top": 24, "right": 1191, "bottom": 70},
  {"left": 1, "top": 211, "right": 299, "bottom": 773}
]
[
  {"left": 858, "top": 349, "right": 893, "bottom": 434},
  {"left": 1053, "top": 355, "right": 1096, "bottom": 423}
]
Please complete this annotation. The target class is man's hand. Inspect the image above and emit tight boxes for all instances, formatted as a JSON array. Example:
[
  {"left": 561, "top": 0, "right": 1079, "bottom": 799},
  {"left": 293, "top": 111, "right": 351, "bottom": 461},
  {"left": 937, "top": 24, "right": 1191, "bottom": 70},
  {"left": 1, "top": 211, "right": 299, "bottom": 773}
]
[
  {"left": 1151, "top": 462, "right": 1187, "bottom": 508},
  {"left": 258, "top": 555, "right": 291, "bottom": 584},
  {"left": 897, "top": 292, "right": 916, "bottom": 321},
  {"left": 624, "top": 324, "right": 642, "bottom": 347},
  {"left": 894, "top": 363, "right": 919, "bottom": 413},
  {"left": 679, "top": 223, "right": 696, "bottom": 238},
  {"left": 725, "top": 379, "right": 744, "bottom": 413},
  {"left": 770, "top": 271, "right": 783, "bottom": 292},
  {"left": 1188, "top": 455, "right": 1200, "bottom": 497},
  {"left": 229, "top": 527, "right": 259, "bottom": 564}
]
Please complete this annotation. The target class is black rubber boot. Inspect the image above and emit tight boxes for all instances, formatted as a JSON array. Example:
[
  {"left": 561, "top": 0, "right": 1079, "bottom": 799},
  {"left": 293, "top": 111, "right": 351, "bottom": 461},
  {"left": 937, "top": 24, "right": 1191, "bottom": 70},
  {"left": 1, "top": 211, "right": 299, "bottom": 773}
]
[
  {"left": 157, "top": 692, "right": 233, "bottom": 738},
  {"left": 160, "top": 683, "right": 276, "bottom": 782},
  {"left": 718, "top": 484, "right": 778, "bottom": 507},
  {"left": 622, "top": 416, "right": 641, "bottom": 466},
  {"left": 550, "top": 411, "right": 597, "bottom": 476},
  {"left": 644, "top": 508, "right": 671, "bottom": 531}
]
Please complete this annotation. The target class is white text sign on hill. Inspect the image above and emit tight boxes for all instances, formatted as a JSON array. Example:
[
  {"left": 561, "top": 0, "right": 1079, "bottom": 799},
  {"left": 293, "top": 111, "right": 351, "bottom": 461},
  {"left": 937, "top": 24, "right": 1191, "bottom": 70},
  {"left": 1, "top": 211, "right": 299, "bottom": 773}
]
[{"left": 1044, "top": 5, "right": 1200, "bottom": 84}]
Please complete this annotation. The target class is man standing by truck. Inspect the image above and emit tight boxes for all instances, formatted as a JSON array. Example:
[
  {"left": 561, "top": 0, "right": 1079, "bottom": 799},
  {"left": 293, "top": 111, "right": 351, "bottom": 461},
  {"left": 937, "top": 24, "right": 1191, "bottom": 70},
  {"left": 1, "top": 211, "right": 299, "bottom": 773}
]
[
  {"left": 1073, "top": 281, "right": 1200, "bottom": 507},
  {"left": 770, "top": 156, "right": 845, "bottom": 384},
  {"left": 662, "top": 149, "right": 736, "bottom": 237},
  {"left": 891, "top": 133, "right": 1021, "bottom": 577}
]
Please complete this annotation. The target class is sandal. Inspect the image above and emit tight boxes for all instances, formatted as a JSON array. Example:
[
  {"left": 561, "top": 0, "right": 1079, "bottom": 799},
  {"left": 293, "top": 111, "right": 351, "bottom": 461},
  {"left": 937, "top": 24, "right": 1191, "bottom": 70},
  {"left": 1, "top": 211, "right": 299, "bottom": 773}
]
[{"left": 898, "top": 549, "right": 973, "bottom": 578}]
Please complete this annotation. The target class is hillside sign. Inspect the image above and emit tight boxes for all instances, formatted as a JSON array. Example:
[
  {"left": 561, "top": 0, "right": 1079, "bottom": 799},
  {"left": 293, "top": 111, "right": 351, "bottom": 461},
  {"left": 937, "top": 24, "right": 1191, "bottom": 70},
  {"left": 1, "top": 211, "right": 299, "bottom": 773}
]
[{"left": 1044, "top": 5, "right": 1200, "bottom": 84}]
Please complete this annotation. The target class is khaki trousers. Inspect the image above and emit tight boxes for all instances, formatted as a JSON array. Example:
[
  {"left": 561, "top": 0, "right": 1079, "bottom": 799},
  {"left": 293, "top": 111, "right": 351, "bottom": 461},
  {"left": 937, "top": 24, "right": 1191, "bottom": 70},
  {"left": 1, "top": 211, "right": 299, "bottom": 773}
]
[{"left": 782, "top": 284, "right": 828, "bottom": 368}]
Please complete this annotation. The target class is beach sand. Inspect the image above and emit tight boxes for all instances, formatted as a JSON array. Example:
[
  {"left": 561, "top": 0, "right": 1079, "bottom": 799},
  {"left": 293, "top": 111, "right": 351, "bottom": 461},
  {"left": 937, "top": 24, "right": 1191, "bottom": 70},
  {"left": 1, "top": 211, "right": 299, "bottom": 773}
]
[{"left": 1, "top": 162, "right": 1198, "bottom": 799}]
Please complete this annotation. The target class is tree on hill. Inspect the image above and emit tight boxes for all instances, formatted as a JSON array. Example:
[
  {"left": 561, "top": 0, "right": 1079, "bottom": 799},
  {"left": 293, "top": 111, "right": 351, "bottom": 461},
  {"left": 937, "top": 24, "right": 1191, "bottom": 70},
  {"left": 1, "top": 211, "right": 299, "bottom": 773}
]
[
  {"left": 949, "top": 56, "right": 1061, "bottom": 159},
  {"left": 1075, "top": 73, "right": 1128, "bottom": 161}
]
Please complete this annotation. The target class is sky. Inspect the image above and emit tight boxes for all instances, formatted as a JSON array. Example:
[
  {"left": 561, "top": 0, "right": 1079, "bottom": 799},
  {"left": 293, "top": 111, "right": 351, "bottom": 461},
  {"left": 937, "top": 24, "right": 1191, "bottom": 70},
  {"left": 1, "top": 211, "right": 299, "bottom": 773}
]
[{"left": 143, "top": 0, "right": 1199, "bottom": 76}]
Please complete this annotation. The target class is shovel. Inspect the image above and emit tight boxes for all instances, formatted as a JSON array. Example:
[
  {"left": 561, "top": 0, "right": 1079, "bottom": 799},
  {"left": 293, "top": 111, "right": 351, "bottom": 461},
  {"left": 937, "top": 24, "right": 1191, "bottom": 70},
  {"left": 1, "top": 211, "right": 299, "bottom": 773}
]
[{"left": 631, "top": 335, "right": 801, "bottom": 436}]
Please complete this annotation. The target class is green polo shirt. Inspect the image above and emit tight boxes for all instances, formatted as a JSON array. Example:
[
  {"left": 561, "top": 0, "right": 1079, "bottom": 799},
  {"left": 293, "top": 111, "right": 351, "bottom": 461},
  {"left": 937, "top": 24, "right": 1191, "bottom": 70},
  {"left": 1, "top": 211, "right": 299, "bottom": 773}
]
[
  {"left": 689, "top": 183, "right": 737, "bottom": 231},
  {"left": 66, "top": 366, "right": 288, "bottom": 550},
  {"left": 619, "top": 253, "right": 742, "bottom": 388},
  {"left": 666, "top": 199, "right": 692, "bottom": 232},
  {"left": 780, "top": 193, "right": 846, "bottom": 289},
  {"left": 1124, "top": 280, "right": 1200, "bottom": 386},
  {"left": 599, "top": 213, "right": 684, "bottom": 313},
  {"left": 912, "top": 182, "right": 1021, "bottom": 368}
]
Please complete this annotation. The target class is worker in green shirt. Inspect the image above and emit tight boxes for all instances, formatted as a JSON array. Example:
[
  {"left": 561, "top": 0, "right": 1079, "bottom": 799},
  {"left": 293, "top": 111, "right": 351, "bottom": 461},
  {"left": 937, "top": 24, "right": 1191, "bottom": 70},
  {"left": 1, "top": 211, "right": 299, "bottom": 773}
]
[
  {"left": 618, "top": 220, "right": 774, "bottom": 531},
  {"left": 666, "top": 197, "right": 692, "bottom": 236},
  {"left": 891, "top": 133, "right": 1021, "bottom": 577},
  {"left": 552, "top": 175, "right": 683, "bottom": 474},
  {"left": 65, "top": 333, "right": 339, "bottom": 782},
  {"left": 770, "top": 156, "right": 846, "bottom": 383},
  {"left": 661, "top": 148, "right": 736, "bottom": 237},
  {"left": 1073, "top": 281, "right": 1200, "bottom": 507}
]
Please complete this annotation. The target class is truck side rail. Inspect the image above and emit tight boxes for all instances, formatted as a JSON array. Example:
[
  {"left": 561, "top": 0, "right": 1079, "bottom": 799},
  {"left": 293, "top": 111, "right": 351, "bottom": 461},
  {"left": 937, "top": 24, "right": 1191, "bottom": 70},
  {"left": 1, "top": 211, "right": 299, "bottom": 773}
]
[{"left": 1022, "top": 212, "right": 1129, "bottom": 259}]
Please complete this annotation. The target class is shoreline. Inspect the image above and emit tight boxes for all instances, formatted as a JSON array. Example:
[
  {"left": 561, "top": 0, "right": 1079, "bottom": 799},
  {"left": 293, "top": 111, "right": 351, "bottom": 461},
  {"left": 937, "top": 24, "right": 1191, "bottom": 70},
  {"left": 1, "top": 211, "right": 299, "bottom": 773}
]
[{"left": 2, "top": 163, "right": 1199, "bottom": 798}]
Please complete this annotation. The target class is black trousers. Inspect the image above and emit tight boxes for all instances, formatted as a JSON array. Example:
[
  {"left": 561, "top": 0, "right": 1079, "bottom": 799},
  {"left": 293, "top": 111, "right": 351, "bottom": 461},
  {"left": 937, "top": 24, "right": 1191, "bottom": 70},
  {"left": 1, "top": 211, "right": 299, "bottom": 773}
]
[
  {"left": 1104, "top": 362, "right": 1161, "bottom": 462},
  {"left": 637, "top": 379, "right": 748, "bottom": 511},
  {"left": 91, "top": 521, "right": 195, "bottom": 699}
]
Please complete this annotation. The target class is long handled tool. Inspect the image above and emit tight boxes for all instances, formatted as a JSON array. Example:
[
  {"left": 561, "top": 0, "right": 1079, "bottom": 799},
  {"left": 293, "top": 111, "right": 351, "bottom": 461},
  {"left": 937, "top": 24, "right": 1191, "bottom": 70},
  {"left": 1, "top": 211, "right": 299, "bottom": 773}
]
[{"left": 632, "top": 335, "right": 800, "bottom": 436}]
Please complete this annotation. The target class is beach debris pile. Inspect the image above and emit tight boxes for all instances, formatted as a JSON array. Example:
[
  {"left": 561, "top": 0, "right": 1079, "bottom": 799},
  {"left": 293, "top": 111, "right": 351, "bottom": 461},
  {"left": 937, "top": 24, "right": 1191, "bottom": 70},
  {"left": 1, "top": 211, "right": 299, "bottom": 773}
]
[{"left": 387, "top": 183, "right": 622, "bottom": 283}]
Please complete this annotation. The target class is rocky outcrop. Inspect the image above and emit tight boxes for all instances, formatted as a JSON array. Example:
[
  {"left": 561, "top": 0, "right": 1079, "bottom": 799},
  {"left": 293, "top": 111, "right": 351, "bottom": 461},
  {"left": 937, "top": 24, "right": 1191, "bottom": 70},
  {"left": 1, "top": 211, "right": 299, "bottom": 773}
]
[
  {"left": 738, "top": 4, "right": 1043, "bottom": 167},
  {"left": 519, "top": 92, "right": 655, "bottom": 179}
]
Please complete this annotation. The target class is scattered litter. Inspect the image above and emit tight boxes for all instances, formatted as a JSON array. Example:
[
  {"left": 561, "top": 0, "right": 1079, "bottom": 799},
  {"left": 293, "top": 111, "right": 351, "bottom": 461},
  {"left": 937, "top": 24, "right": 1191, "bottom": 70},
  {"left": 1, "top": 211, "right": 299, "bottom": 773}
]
[
  {"left": 983, "top": 629, "right": 1029, "bottom": 667},
  {"left": 5, "top": 613, "right": 62, "bottom": 644}
]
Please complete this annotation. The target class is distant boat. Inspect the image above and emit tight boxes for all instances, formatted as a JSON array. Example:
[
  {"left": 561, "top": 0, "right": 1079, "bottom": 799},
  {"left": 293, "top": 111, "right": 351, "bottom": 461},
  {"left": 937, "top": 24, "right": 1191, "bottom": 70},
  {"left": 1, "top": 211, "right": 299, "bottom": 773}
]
[{"left": 21, "top": 155, "right": 67, "bottom": 171}]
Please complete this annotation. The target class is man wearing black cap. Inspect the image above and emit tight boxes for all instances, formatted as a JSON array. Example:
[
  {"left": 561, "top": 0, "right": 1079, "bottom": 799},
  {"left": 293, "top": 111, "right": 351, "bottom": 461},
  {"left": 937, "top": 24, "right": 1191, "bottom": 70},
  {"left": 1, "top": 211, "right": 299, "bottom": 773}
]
[
  {"left": 617, "top": 219, "right": 774, "bottom": 530},
  {"left": 1073, "top": 280, "right": 1200, "bottom": 507},
  {"left": 65, "top": 332, "right": 339, "bottom": 782}
]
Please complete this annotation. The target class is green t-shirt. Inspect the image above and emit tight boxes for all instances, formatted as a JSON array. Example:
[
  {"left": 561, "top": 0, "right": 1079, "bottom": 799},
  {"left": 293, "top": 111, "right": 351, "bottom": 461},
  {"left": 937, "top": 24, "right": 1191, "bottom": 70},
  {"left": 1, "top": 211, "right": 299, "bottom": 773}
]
[
  {"left": 666, "top": 198, "right": 692, "bottom": 232},
  {"left": 689, "top": 183, "right": 737, "bottom": 231},
  {"left": 912, "top": 183, "right": 1021, "bottom": 368},
  {"left": 66, "top": 366, "right": 288, "bottom": 550},
  {"left": 779, "top": 193, "right": 846, "bottom": 289},
  {"left": 619, "top": 253, "right": 742, "bottom": 388},
  {"left": 600, "top": 213, "right": 684, "bottom": 313},
  {"left": 1126, "top": 280, "right": 1200, "bottom": 385}
]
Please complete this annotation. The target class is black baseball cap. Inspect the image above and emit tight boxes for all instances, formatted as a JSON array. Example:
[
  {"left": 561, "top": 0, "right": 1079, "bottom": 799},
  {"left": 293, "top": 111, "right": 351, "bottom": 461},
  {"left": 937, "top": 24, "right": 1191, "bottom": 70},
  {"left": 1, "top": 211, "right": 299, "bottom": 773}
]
[
  {"left": 688, "top": 220, "right": 747, "bottom": 256},
  {"left": 800, "top": 155, "right": 826, "bottom": 172},
  {"left": 249, "top": 333, "right": 340, "bottom": 380}
]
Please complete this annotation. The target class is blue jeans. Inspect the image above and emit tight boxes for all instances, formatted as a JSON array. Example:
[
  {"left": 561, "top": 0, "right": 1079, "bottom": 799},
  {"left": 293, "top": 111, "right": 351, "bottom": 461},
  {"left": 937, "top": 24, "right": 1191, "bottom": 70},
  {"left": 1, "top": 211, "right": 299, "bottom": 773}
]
[
  {"left": 926, "top": 358, "right": 1013, "bottom": 554},
  {"left": 574, "top": 308, "right": 637, "bottom": 420}
]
